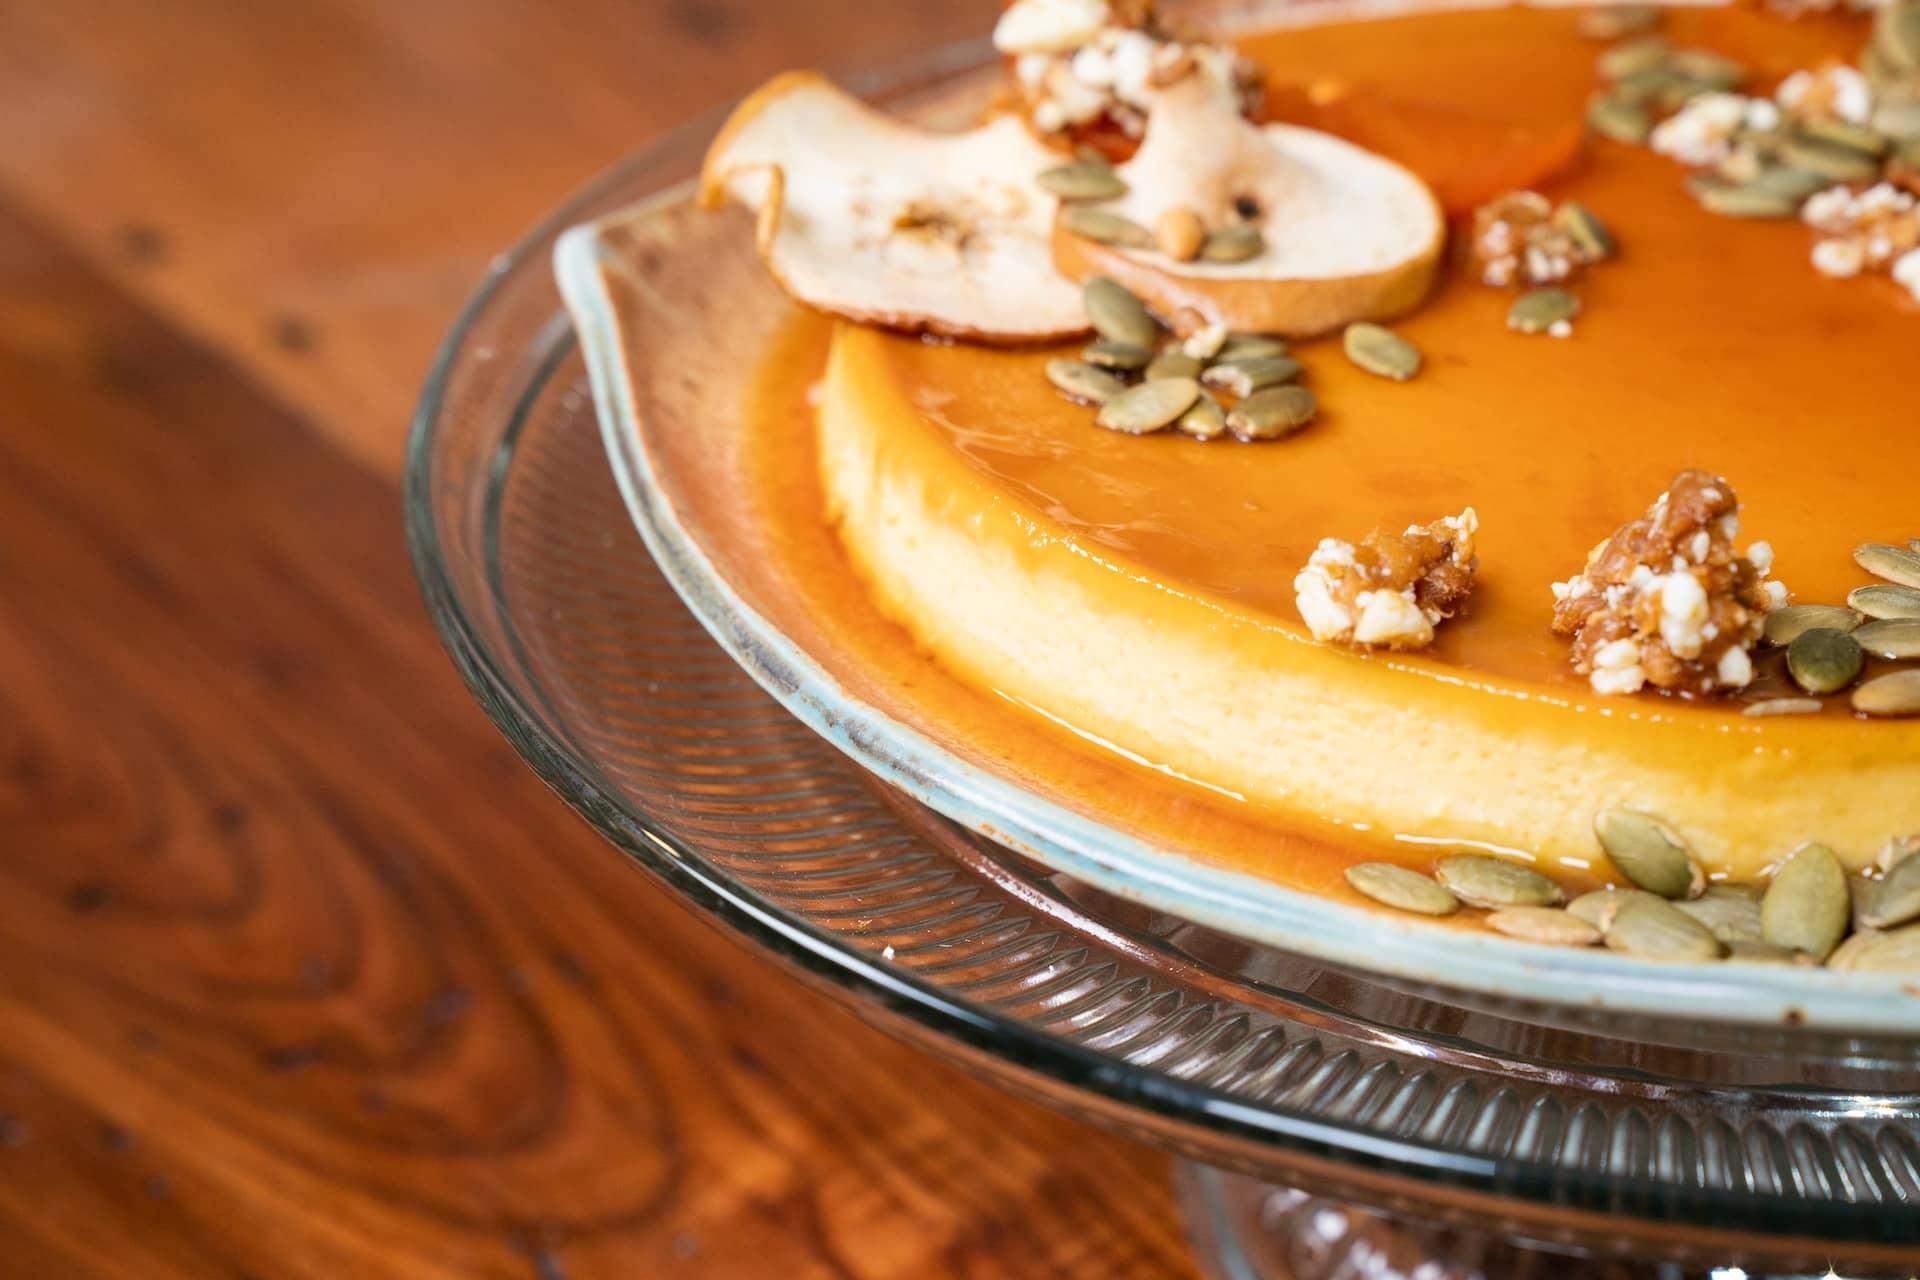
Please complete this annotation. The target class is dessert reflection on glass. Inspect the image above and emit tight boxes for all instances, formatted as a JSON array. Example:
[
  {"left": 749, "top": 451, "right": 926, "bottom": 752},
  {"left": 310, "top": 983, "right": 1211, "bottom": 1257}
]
[{"left": 693, "top": 0, "right": 1920, "bottom": 969}]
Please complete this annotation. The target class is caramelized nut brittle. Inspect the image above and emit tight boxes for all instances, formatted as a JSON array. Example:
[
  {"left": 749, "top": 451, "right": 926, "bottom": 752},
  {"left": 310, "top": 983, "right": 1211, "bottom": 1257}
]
[
  {"left": 1295, "top": 510, "right": 1479, "bottom": 650},
  {"left": 1551, "top": 470, "right": 1787, "bottom": 697},
  {"left": 1804, "top": 183, "right": 1920, "bottom": 295},
  {"left": 1471, "top": 191, "right": 1612, "bottom": 287}
]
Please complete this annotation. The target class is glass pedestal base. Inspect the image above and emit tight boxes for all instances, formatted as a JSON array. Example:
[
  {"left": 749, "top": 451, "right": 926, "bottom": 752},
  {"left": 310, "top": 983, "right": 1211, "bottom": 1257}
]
[{"left": 1174, "top": 1162, "right": 1890, "bottom": 1280}]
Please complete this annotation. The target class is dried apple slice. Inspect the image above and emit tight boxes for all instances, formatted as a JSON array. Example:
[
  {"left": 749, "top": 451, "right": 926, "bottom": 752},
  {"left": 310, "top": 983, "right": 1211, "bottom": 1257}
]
[
  {"left": 701, "top": 71, "right": 1089, "bottom": 343},
  {"left": 1052, "top": 74, "right": 1446, "bottom": 336}
]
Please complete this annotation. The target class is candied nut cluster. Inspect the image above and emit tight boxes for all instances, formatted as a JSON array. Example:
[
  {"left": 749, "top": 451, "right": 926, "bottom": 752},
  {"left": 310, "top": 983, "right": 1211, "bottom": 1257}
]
[
  {"left": 1551, "top": 471, "right": 1788, "bottom": 697},
  {"left": 1803, "top": 182, "right": 1920, "bottom": 296},
  {"left": 1294, "top": 510, "right": 1480, "bottom": 651},
  {"left": 993, "top": 0, "right": 1262, "bottom": 147},
  {"left": 1470, "top": 192, "right": 1609, "bottom": 287},
  {"left": 1777, "top": 63, "right": 1877, "bottom": 125},
  {"left": 1648, "top": 92, "right": 1781, "bottom": 168}
]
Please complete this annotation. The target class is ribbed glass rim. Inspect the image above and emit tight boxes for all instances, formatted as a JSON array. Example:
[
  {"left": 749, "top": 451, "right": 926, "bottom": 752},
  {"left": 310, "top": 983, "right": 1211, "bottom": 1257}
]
[{"left": 403, "top": 33, "right": 1920, "bottom": 1250}]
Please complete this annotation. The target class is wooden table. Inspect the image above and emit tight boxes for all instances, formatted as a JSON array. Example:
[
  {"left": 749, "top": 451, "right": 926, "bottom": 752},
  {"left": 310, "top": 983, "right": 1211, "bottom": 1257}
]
[{"left": 0, "top": 3, "right": 1201, "bottom": 1274}]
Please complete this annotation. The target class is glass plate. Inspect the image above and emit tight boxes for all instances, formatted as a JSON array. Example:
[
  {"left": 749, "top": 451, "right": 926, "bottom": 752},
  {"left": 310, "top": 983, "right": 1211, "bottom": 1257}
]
[{"left": 408, "top": 27, "right": 1920, "bottom": 1275}]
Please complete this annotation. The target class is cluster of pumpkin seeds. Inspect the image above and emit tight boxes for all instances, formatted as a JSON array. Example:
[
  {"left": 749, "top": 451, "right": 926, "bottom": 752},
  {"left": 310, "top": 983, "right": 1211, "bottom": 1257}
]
[
  {"left": 1346, "top": 811, "right": 1920, "bottom": 972},
  {"left": 1745, "top": 538, "right": 1920, "bottom": 718},
  {"left": 1039, "top": 154, "right": 1268, "bottom": 264},
  {"left": 1587, "top": 34, "right": 1749, "bottom": 146},
  {"left": 1045, "top": 277, "right": 1428, "bottom": 441}
]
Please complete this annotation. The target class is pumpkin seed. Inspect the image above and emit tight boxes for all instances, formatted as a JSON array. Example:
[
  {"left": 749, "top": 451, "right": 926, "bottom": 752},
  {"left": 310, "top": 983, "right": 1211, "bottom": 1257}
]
[
  {"left": 1064, "top": 206, "right": 1154, "bottom": 248},
  {"left": 1145, "top": 350, "right": 1204, "bottom": 381},
  {"left": 1344, "top": 862, "right": 1459, "bottom": 915},
  {"left": 1218, "top": 333, "right": 1290, "bottom": 360},
  {"left": 1605, "top": 897, "right": 1725, "bottom": 961},
  {"left": 1435, "top": 855, "right": 1564, "bottom": 909},
  {"left": 1567, "top": 887, "right": 1663, "bottom": 933},
  {"left": 1182, "top": 323, "right": 1231, "bottom": 360},
  {"left": 1597, "top": 35, "right": 1672, "bottom": 79},
  {"left": 1825, "top": 928, "right": 1887, "bottom": 971},
  {"left": 1200, "top": 222, "right": 1265, "bottom": 263},
  {"left": 1037, "top": 160, "right": 1129, "bottom": 202},
  {"left": 1485, "top": 906, "right": 1602, "bottom": 946},
  {"left": 1742, "top": 697, "right": 1825, "bottom": 717},
  {"left": 1787, "top": 628, "right": 1865, "bottom": 695},
  {"left": 1778, "top": 134, "right": 1885, "bottom": 182},
  {"left": 1614, "top": 65, "right": 1697, "bottom": 111},
  {"left": 1083, "top": 276, "right": 1161, "bottom": 348},
  {"left": 1743, "top": 164, "right": 1833, "bottom": 203},
  {"left": 1798, "top": 117, "right": 1890, "bottom": 157},
  {"left": 1082, "top": 339, "right": 1153, "bottom": 372},
  {"left": 1226, "top": 385, "right": 1318, "bottom": 440},
  {"left": 1850, "top": 874, "right": 1877, "bottom": 933},
  {"left": 1507, "top": 288, "right": 1581, "bottom": 334},
  {"left": 1849, "top": 584, "right": 1920, "bottom": 620},
  {"left": 1553, "top": 201, "right": 1617, "bottom": 262},
  {"left": 1592, "top": 808, "right": 1703, "bottom": 899},
  {"left": 1666, "top": 47, "right": 1747, "bottom": 90},
  {"left": 1045, "top": 358, "right": 1127, "bottom": 405},
  {"left": 1726, "top": 939, "right": 1804, "bottom": 965},
  {"left": 1854, "top": 670, "right": 1920, "bottom": 717},
  {"left": 1342, "top": 322, "right": 1422, "bottom": 381},
  {"left": 1857, "top": 542, "right": 1920, "bottom": 590},
  {"left": 1177, "top": 392, "right": 1227, "bottom": 440},
  {"left": 1578, "top": 4, "right": 1661, "bottom": 40},
  {"left": 1695, "top": 179, "right": 1803, "bottom": 218},
  {"left": 1829, "top": 924, "right": 1920, "bottom": 973},
  {"left": 1201, "top": 354, "right": 1304, "bottom": 398},
  {"left": 1874, "top": 100, "right": 1920, "bottom": 140},
  {"left": 1877, "top": 0, "right": 1920, "bottom": 72},
  {"left": 1854, "top": 618, "right": 1920, "bottom": 661},
  {"left": 1095, "top": 376, "right": 1200, "bottom": 435},
  {"left": 1588, "top": 93, "right": 1654, "bottom": 144},
  {"left": 1760, "top": 842, "right": 1850, "bottom": 961},
  {"left": 1878, "top": 834, "right": 1920, "bottom": 874},
  {"left": 1763, "top": 603, "right": 1862, "bottom": 646},
  {"left": 1863, "top": 850, "right": 1920, "bottom": 929},
  {"left": 1674, "top": 885, "right": 1763, "bottom": 943}
]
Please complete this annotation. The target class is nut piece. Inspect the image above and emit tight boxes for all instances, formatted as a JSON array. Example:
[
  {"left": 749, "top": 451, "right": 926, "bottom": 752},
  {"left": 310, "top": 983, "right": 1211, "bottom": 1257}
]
[
  {"left": 1293, "top": 510, "right": 1480, "bottom": 651},
  {"left": 1155, "top": 205, "right": 1207, "bottom": 262},
  {"left": 1550, "top": 470, "right": 1786, "bottom": 697}
]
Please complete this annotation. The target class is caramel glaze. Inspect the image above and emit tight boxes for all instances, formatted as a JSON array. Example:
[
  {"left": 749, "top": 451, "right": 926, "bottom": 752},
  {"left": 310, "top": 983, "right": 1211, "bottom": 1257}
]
[{"left": 745, "top": 3, "right": 1918, "bottom": 898}]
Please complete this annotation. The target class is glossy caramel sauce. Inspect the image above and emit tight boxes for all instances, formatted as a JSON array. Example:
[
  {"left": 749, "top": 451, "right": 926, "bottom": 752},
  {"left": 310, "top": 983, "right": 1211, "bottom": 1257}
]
[{"left": 742, "top": 2, "right": 1917, "bottom": 893}]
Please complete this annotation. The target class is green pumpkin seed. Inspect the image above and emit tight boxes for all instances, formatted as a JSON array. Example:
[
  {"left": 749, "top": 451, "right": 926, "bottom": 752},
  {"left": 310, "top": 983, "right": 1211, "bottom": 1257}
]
[
  {"left": 1587, "top": 93, "right": 1654, "bottom": 144},
  {"left": 1824, "top": 928, "right": 1885, "bottom": 971},
  {"left": 1578, "top": 4, "right": 1661, "bottom": 40},
  {"left": 1760, "top": 842, "right": 1850, "bottom": 961},
  {"left": 1095, "top": 376, "right": 1200, "bottom": 435},
  {"left": 1082, "top": 339, "right": 1153, "bottom": 372},
  {"left": 1200, "top": 222, "right": 1265, "bottom": 263},
  {"left": 1145, "top": 350, "right": 1204, "bottom": 381},
  {"left": 1485, "top": 906, "right": 1602, "bottom": 946},
  {"left": 1201, "top": 354, "right": 1305, "bottom": 398},
  {"left": 1873, "top": 100, "right": 1920, "bottom": 141},
  {"left": 1344, "top": 862, "right": 1459, "bottom": 915},
  {"left": 1665, "top": 47, "right": 1747, "bottom": 90},
  {"left": 1876, "top": 0, "right": 1920, "bottom": 72},
  {"left": 1218, "top": 333, "right": 1290, "bottom": 360},
  {"left": 1863, "top": 850, "right": 1920, "bottom": 929},
  {"left": 1763, "top": 603, "right": 1863, "bottom": 646},
  {"left": 1592, "top": 808, "right": 1703, "bottom": 899},
  {"left": 1743, "top": 164, "right": 1833, "bottom": 203},
  {"left": 1605, "top": 897, "right": 1725, "bottom": 961},
  {"left": 1849, "top": 584, "right": 1920, "bottom": 620},
  {"left": 1798, "top": 117, "right": 1891, "bottom": 157},
  {"left": 1507, "top": 288, "right": 1581, "bottom": 334},
  {"left": 1176, "top": 392, "right": 1227, "bottom": 440},
  {"left": 1879, "top": 834, "right": 1920, "bottom": 874},
  {"left": 1787, "top": 628, "right": 1865, "bottom": 695},
  {"left": 1856, "top": 543, "right": 1920, "bottom": 590},
  {"left": 1829, "top": 924, "right": 1920, "bottom": 973},
  {"left": 1226, "top": 385, "right": 1318, "bottom": 441},
  {"left": 1726, "top": 939, "right": 1804, "bottom": 965},
  {"left": 1777, "top": 135, "right": 1884, "bottom": 182},
  {"left": 1742, "top": 697, "right": 1825, "bottom": 717},
  {"left": 1064, "top": 206, "right": 1155, "bottom": 248},
  {"left": 1083, "top": 276, "right": 1161, "bottom": 348},
  {"left": 1342, "top": 322, "right": 1422, "bottom": 381},
  {"left": 1037, "top": 160, "right": 1129, "bottom": 201},
  {"left": 1435, "top": 855, "right": 1564, "bottom": 909},
  {"left": 1567, "top": 887, "right": 1663, "bottom": 933},
  {"left": 1674, "top": 885, "right": 1763, "bottom": 943},
  {"left": 1854, "top": 670, "right": 1920, "bottom": 717},
  {"left": 1597, "top": 35, "right": 1672, "bottom": 79},
  {"left": 1851, "top": 874, "right": 1878, "bottom": 932},
  {"left": 1695, "top": 179, "right": 1803, "bottom": 218},
  {"left": 1045, "top": 358, "right": 1127, "bottom": 405},
  {"left": 1553, "top": 201, "right": 1617, "bottom": 262},
  {"left": 1854, "top": 619, "right": 1920, "bottom": 661}
]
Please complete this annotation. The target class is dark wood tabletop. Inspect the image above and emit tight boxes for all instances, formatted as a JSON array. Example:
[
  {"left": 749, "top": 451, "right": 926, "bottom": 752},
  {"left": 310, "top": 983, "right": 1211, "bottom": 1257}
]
[{"left": 0, "top": 2, "right": 1201, "bottom": 1275}]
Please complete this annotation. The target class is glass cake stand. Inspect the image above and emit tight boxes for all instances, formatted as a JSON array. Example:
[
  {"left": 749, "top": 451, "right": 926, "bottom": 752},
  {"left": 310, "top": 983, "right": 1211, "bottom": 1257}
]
[{"left": 406, "top": 39, "right": 1920, "bottom": 1280}]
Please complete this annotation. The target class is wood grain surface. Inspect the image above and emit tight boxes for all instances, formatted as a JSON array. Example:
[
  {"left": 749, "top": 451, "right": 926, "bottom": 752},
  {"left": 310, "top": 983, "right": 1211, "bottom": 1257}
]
[{"left": 0, "top": 2, "right": 1201, "bottom": 1275}]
